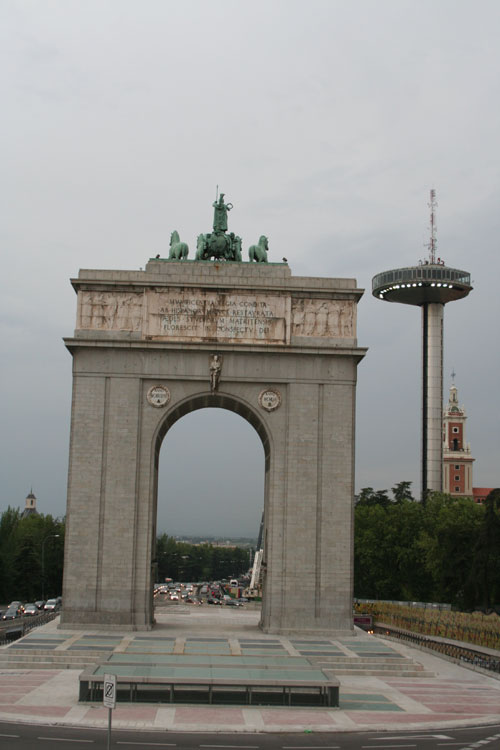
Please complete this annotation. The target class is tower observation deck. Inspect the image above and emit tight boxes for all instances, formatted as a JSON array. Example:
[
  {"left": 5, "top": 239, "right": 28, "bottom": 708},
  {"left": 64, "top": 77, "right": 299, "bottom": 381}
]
[{"left": 372, "top": 194, "right": 472, "bottom": 501}]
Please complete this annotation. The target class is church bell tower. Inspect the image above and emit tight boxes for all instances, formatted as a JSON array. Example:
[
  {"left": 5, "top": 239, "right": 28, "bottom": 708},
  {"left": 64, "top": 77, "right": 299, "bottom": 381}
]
[{"left": 442, "top": 381, "right": 474, "bottom": 497}]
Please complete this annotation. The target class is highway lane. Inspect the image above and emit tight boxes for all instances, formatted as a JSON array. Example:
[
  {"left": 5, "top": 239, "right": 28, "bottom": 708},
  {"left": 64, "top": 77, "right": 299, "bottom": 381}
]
[{"left": 0, "top": 722, "right": 499, "bottom": 750}]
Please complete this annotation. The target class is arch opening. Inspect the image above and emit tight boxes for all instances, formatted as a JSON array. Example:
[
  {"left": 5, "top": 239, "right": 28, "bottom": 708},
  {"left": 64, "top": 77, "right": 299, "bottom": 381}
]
[
  {"left": 150, "top": 393, "right": 270, "bottom": 614},
  {"left": 154, "top": 393, "right": 271, "bottom": 469}
]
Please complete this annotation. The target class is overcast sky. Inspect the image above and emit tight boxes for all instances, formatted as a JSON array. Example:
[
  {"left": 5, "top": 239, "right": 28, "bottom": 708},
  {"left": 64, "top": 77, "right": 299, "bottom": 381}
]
[{"left": 2, "top": 0, "right": 499, "bottom": 537}]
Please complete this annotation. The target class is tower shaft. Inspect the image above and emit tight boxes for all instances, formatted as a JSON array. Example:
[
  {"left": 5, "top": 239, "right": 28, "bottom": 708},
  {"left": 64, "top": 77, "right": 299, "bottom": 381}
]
[{"left": 422, "top": 302, "right": 444, "bottom": 498}]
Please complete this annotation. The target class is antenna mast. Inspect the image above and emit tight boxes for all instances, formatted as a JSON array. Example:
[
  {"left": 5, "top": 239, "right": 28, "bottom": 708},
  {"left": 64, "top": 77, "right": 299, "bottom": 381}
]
[{"left": 428, "top": 188, "right": 437, "bottom": 264}]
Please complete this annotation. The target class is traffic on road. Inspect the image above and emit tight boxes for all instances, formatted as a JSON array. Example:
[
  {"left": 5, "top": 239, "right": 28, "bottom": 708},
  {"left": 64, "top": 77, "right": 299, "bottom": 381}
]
[{"left": 154, "top": 579, "right": 251, "bottom": 607}]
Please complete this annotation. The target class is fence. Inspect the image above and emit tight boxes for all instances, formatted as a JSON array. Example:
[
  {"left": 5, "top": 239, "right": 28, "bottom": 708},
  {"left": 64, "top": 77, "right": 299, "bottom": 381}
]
[
  {"left": 374, "top": 623, "right": 500, "bottom": 676},
  {"left": 0, "top": 611, "right": 59, "bottom": 646}
]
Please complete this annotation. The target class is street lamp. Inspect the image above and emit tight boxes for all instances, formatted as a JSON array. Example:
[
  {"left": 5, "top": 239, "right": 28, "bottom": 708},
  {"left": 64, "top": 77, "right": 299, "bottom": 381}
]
[{"left": 41, "top": 534, "right": 60, "bottom": 601}]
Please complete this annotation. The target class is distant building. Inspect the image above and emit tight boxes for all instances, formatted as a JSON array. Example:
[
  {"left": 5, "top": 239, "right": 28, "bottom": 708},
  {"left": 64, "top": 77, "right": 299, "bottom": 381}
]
[
  {"left": 442, "top": 383, "right": 474, "bottom": 497},
  {"left": 21, "top": 489, "right": 39, "bottom": 518},
  {"left": 442, "top": 383, "right": 495, "bottom": 503},
  {"left": 473, "top": 488, "right": 495, "bottom": 504}
]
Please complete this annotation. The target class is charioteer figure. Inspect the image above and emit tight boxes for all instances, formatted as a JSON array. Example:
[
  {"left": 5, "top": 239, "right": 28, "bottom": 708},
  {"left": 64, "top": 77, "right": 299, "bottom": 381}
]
[
  {"left": 194, "top": 192, "right": 268, "bottom": 263},
  {"left": 212, "top": 193, "right": 233, "bottom": 234},
  {"left": 196, "top": 191, "right": 242, "bottom": 262}
]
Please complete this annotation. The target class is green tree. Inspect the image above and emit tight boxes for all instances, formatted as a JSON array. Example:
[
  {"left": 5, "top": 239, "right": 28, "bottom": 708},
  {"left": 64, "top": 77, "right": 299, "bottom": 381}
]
[
  {"left": 155, "top": 535, "right": 249, "bottom": 583},
  {"left": 0, "top": 509, "right": 64, "bottom": 603},
  {"left": 419, "top": 492, "right": 483, "bottom": 608},
  {"left": 356, "top": 487, "right": 391, "bottom": 507},
  {"left": 354, "top": 498, "right": 430, "bottom": 601},
  {"left": 0, "top": 507, "right": 21, "bottom": 602},
  {"left": 391, "top": 481, "right": 415, "bottom": 504},
  {"left": 465, "top": 489, "right": 500, "bottom": 611}
]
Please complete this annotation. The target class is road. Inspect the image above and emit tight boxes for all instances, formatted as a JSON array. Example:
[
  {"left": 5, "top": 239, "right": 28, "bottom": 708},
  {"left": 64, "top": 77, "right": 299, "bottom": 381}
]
[{"left": 1, "top": 722, "right": 500, "bottom": 750}]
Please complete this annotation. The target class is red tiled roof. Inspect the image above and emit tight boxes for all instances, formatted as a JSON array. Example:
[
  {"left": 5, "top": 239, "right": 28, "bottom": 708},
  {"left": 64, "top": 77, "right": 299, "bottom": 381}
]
[{"left": 473, "top": 487, "right": 494, "bottom": 501}]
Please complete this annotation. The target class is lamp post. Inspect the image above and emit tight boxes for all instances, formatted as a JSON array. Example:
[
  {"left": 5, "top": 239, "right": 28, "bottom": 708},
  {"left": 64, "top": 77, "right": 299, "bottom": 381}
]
[{"left": 41, "top": 534, "right": 60, "bottom": 601}]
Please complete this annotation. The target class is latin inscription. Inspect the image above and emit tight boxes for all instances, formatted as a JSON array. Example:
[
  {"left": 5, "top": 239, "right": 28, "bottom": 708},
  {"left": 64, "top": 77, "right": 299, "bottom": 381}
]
[{"left": 147, "top": 291, "right": 287, "bottom": 344}]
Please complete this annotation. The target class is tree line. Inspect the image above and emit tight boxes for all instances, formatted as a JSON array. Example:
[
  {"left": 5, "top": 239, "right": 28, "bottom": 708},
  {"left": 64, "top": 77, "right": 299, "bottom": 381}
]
[
  {"left": 0, "top": 508, "right": 65, "bottom": 604},
  {"left": 0, "top": 510, "right": 251, "bottom": 604},
  {"left": 3, "top": 484, "right": 499, "bottom": 610},
  {"left": 155, "top": 534, "right": 250, "bottom": 583},
  {"left": 354, "top": 483, "right": 500, "bottom": 611}
]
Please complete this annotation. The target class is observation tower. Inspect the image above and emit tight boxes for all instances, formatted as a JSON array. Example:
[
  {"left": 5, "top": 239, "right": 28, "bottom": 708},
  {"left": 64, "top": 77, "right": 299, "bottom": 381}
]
[{"left": 372, "top": 191, "right": 472, "bottom": 500}]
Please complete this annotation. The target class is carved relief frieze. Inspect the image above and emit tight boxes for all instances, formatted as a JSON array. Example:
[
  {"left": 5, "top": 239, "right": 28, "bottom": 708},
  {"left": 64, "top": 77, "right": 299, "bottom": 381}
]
[
  {"left": 76, "top": 289, "right": 356, "bottom": 343},
  {"left": 291, "top": 298, "right": 355, "bottom": 338},
  {"left": 78, "top": 291, "right": 144, "bottom": 332}
]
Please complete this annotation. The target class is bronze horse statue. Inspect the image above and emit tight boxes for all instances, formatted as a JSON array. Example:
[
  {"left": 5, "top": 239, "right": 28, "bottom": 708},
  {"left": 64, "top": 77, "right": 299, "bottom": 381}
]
[
  {"left": 248, "top": 235, "right": 269, "bottom": 262},
  {"left": 168, "top": 230, "right": 189, "bottom": 260}
]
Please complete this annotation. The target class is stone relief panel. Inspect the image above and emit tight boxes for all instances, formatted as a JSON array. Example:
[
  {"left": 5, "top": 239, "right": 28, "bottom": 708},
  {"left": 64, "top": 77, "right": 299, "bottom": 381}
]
[
  {"left": 146, "top": 289, "right": 288, "bottom": 345},
  {"left": 291, "top": 299, "right": 355, "bottom": 339},
  {"left": 78, "top": 291, "right": 144, "bottom": 332}
]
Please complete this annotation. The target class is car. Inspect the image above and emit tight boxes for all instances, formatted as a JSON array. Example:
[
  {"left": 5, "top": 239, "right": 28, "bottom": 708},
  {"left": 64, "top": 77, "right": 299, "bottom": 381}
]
[
  {"left": 225, "top": 599, "right": 243, "bottom": 607},
  {"left": 34, "top": 601, "right": 45, "bottom": 610},
  {"left": 2, "top": 607, "right": 21, "bottom": 620},
  {"left": 206, "top": 597, "right": 222, "bottom": 605},
  {"left": 8, "top": 601, "right": 23, "bottom": 612},
  {"left": 169, "top": 593, "right": 179, "bottom": 601},
  {"left": 23, "top": 604, "right": 38, "bottom": 617},
  {"left": 44, "top": 599, "right": 59, "bottom": 611}
]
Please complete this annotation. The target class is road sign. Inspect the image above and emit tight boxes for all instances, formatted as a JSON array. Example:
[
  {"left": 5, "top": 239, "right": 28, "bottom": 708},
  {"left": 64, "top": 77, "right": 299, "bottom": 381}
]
[{"left": 103, "top": 673, "right": 116, "bottom": 709}]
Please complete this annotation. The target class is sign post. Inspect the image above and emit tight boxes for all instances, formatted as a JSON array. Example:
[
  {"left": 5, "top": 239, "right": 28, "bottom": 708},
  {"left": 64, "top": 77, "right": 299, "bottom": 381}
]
[{"left": 103, "top": 673, "right": 116, "bottom": 750}]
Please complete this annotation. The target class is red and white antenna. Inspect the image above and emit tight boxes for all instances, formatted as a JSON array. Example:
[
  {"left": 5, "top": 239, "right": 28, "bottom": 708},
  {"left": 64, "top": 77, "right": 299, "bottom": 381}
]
[{"left": 427, "top": 189, "right": 437, "bottom": 264}]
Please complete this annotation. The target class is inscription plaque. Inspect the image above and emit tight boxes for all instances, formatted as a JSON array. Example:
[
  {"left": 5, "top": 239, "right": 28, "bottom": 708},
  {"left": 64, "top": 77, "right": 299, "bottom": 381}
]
[
  {"left": 259, "top": 388, "right": 282, "bottom": 412},
  {"left": 147, "top": 290, "right": 287, "bottom": 345},
  {"left": 147, "top": 385, "right": 171, "bottom": 408}
]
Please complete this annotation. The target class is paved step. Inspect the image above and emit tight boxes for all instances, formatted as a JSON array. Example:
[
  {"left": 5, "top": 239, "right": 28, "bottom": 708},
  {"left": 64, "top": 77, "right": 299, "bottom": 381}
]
[
  {"left": 0, "top": 649, "right": 108, "bottom": 670},
  {"left": 0, "top": 649, "right": 111, "bottom": 658},
  {"left": 0, "top": 647, "right": 434, "bottom": 678},
  {"left": 326, "top": 668, "right": 434, "bottom": 677},
  {"left": 307, "top": 654, "right": 433, "bottom": 678},
  {"left": 0, "top": 660, "right": 97, "bottom": 670},
  {"left": 1, "top": 656, "right": 103, "bottom": 666},
  {"left": 309, "top": 656, "right": 409, "bottom": 664},
  {"left": 313, "top": 659, "right": 425, "bottom": 669}
]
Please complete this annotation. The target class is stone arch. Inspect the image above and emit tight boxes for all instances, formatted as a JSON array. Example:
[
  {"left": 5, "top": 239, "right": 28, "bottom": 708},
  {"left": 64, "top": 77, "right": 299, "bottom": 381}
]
[
  {"left": 60, "top": 259, "right": 365, "bottom": 636},
  {"left": 153, "top": 391, "right": 271, "bottom": 472}
]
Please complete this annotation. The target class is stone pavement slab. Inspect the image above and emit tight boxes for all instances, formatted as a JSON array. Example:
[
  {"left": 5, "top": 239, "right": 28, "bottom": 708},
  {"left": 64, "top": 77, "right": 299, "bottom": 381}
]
[{"left": 0, "top": 608, "right": 498, "bottom": 732}]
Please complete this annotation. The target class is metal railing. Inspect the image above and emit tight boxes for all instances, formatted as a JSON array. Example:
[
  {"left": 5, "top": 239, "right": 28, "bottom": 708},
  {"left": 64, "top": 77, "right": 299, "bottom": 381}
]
[
  {"left": 374, "top": 622, "right": 500, "bottom": 675},
  {"left": 0, "top": 611, "right": 59, "bottom": 646}
]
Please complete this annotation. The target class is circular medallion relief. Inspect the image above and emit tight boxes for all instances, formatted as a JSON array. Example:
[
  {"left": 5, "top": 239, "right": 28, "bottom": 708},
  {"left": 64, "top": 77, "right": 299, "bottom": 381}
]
[
  {"left": 258, "top": 388, "right": 282, "bottom": 412},
  {"left": 147, "top": 385, "right": 171, "bottom": 408}
]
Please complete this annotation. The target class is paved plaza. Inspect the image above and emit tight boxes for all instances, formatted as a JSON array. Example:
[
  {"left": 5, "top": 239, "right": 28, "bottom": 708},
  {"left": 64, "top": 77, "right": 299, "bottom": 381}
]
[{"left": 0, "top": 606, "right": 499, "bottom": 732}]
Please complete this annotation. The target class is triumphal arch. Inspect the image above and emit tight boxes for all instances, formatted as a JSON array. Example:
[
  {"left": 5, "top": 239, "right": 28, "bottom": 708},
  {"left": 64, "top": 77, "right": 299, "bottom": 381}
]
[{"left": 60, "top": 195, "right": 366, "bottom": 635}]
